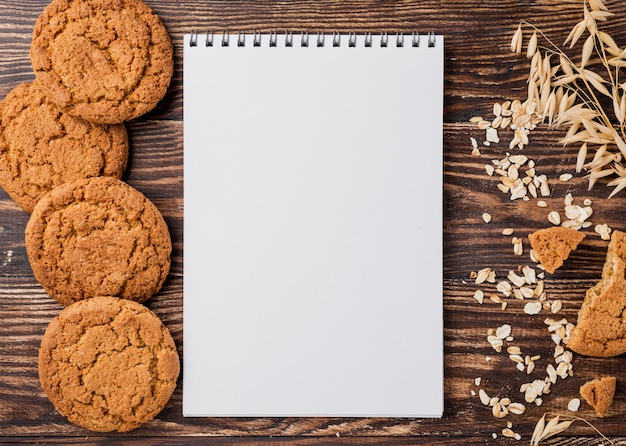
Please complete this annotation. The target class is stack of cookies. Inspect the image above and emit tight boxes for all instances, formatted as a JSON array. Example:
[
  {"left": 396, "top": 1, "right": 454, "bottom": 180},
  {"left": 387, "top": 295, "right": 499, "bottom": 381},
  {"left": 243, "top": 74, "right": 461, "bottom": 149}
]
[{"left": 0, "top": 0, "right": 179, "bottom": 433}]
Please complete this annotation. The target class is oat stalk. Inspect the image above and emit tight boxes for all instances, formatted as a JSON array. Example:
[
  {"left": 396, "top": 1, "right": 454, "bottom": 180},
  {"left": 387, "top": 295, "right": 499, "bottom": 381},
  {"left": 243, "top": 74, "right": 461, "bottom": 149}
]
[
  {"left": 513, "top": 0, "right": 626, "bottom": 197},
  {"left": 529, "top": 412, "right": 614, "bottom": 445}
]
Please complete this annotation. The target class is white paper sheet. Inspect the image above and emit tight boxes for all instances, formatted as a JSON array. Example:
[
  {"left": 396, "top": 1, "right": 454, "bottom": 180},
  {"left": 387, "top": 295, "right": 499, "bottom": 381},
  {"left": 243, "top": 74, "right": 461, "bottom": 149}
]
[{"left": 183, "top": 32, "right": 444, "bottom": 417}]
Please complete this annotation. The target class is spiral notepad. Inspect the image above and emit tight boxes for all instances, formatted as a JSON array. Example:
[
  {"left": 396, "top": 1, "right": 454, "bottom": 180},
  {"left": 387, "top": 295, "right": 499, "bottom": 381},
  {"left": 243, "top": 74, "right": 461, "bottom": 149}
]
[{"left": 183, "top": 31, "right": 444, "bottom": 417}]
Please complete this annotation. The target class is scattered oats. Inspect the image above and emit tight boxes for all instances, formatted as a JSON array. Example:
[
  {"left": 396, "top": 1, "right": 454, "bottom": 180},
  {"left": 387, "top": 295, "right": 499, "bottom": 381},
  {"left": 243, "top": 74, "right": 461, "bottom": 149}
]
[
  {"left": 488, "top": 335, "right": 504, "bottom": 352},
  {"left": 492, "top": 402, "right": 509, "bottom": 418},
  {"left": 490, "top": 294, "right": 503, "bottom": 304},
  {"left": 530, "top": 248, "right": 539, "bottom": 263},
  {"left": 564, "top": 193, "right": 573, "bottom": 207},
  {"left": 519, "top": 286, "right": 535, "bottom": 298},
  {"left": 475, "top": 267, "right": 491, "bottom": 284},
  {"left": 487, "top": 270, "right": 497, "bottom": 283},
  {"left": 550, "top": 300, "right": 563, "bottom": 314},
  {"left": 501, "top": 301, "right": 508, "bottom": 310},
  {"left": 482, "top": 212, "right": 492, "bottom": 223},
  {"left": 567, "top": 398, "right": 581, "bottom": 412},
  {"left": 522, "top": 265, "right": 536, "bottom": 284},
  {"left": 486, "top": 127, "right": 500, "bottom": 143},
  {"left": 559, "top": 173, "right": 573, "bottom": 181},
  {"left": 547, "top": 211, "right": 561, "bottom": 225},
  {"left": 516, "top": 362, "right": 526, "bottom": 372},
  {"left": 470, "top": 116, "right": 483, "bottom": 123},
  {"left": 526, "top": 360, "right": 536, "bottom": 374},
  {"left": 470, "top": 389, "right": 477, "bottom": 396},
  {"left": 497, "top": 281, "right": 513, "bottom": 297},
  {"left": 496, "top": 324, "right": 512, "bottom": 339},
  {"left": 508, "top": 270, "right": 526, "bottom": 287},
  {"left": 595, "top": 223, "right": 612, "bottom": 240},
  {"left": 473, "top": 289, "right": 485, "bottom": 304},
  {"left": 497, "top": 183, "right": 510, "bottom": 194},
  {"left": 556, "top": 361, "right": 570, "bottom": 379},
  {"left": 470, "top": 136, "right": 478, "bottom": 149},
  {"left": 509, "top": 154, "right": 528, "bottom": 165},
  {"left": 537, "top": 200, "right": 548, "bottom": 208},
  {"left": 509, "top": 354, "right": 524, "bottom": 363},
  {"left": 512, "top": 237, "right": 524, "bottom": 256},
  {"left": 524, "top": 301, "right": 542, "bottom": 315},
  {"left": 492, "top": 432, "right": 497, "bottom": 440},
  {"left": 493, "top": 102, "right": 502, "bottom": 117},
  {"left": 485, "top": 164, "right": 495, "bottom": 176},
  {"left": 483, "top": 140, "right": 491, "bottom": 147},
  {"left": 554, "top": 345, "right": 565, "bottom": 358},
  {"left": 472, "top": 147, "right": 481, "bottom": 156},
  {"left": 524, "top": 386, "right": 538, "bottom": 403},
  {"left": 475, "top": 377, "right": 482, "bottom": 386},
  {"left": 469, "top": 271, "right": 478, "bottom": 279},
  {"left": 534, "top": 280, "right": 544, "bottom": 296},
  {"left": 510, "top": 183, "right": 528, "bottom": 200},
  {"left": 546, "top": 364, "right": 557, "bottom": 384},
  {"left": 502, "top": 228, "right": 514, "bottom": 236},
  {"left": 508, "top": 402, "right": 526, "bottom": 415},
  {"left": 583, "top": 198, "right": 592, "bottom": 205},
  {"left": 507, "top": 346, "right": 522, "bottom": 355},
  {"left": 479, "top": 388, "right": 491, "bottom": 405},
  {"left": 502, "top": 427, "right": 516, "bottom": 438}
]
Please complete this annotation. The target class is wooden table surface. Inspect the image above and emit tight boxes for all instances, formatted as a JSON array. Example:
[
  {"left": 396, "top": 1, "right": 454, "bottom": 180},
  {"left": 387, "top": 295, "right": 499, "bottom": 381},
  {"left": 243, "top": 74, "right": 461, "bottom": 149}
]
[{"left": 2, "top": 0, "right": 626, "bottom": 444}]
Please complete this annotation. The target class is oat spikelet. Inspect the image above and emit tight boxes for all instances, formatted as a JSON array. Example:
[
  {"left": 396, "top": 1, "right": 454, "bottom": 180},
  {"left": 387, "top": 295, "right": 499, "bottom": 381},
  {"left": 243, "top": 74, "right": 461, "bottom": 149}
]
[
  {"left": 580, "top": 34, "right": 594, "bottom": 68},
  {"left": 576, "top": 142, "right": 588, "bottom": 173},
  {"left": 527, "top": 31, "right": 538, "bottom": 58},
  {"left": 511, "top": 23, "right": 523, "bottom": 53},
  {"left": 588, "top": 0, "right": 608, "bottom": 12},
  {"left": 531, "top": 413, "right": 614, "bottom": 445},
  {"left": 530, "top": 415, "right": 573, "bottom": 445},
  {"left": 565, "top": 20, "right": 587, "bottom": 48}
]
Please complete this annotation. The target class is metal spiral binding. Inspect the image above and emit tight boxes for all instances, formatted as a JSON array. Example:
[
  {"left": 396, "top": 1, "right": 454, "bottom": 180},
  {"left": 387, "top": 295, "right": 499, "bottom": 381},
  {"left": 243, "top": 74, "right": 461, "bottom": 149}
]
[{"left": 189, "top": 31, "right": 437, "bottom": 48}]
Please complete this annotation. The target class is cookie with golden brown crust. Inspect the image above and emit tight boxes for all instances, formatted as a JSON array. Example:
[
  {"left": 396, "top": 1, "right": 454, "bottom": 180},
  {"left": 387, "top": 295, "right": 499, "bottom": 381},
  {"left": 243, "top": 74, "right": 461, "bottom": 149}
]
[
  {"left": 528, "top": 226, "right": 586, "bottom": 274},
  {"left": 580, "top": 376, "right": 616, "bottom": 418},
  {"left": 569, "top": 230, "right": 626, "bottom": 357},
  {"left": 0, "top": 81, "right": 128, "bottom": 212},
  {"left": 25, "top": 177, "right": 171, "bottom": 305},
  {"left": 30, "top": 0, "right": 173, "bottom": 124},
  {"left": 38, "top": 296, "right": 180, "bottom": 432}
]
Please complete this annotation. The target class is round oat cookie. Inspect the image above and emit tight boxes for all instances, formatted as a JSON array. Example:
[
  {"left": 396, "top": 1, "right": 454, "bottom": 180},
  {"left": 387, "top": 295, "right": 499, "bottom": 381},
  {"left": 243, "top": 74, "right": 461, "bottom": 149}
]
[
  {"left": 38, "top": 296, "right": 180, "bottom": 432},
  {"left": 30, "top": 0, "right": 174, "bottom": 124},
  {"left": 0, "top": 81, "right": 128, "bottom": 213},
  {"left": 25, "top": 177, "right": 172, "bottom": 306}
]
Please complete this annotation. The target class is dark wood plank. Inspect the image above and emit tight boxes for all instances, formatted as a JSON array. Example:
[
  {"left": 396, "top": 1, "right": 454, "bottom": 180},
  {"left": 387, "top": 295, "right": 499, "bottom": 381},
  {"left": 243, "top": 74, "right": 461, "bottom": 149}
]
[{"left": 3, "top": 0, "right": 626, "bottom": 444}]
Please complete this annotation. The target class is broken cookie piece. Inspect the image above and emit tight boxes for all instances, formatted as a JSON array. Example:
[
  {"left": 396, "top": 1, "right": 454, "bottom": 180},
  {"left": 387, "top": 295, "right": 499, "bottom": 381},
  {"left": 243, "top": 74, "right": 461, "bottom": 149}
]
[
  {"left": 569, "top": 230, "right": 626, "bottom": 357},
  {"left": 580, "top": 376, "right": 616, "bottom": 418},
  {"left": 528, "top": 226, "right": 586, "bottom": 274}
]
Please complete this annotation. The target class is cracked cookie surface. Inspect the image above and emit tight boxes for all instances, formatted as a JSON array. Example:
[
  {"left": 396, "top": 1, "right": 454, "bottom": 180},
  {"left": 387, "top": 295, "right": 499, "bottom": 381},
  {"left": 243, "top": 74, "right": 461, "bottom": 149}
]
[
  {"left": 25, "top": 177, "right": 171, "bottom": 305},
  {"left": 569, "top": 230, "right": 626, "bottom": 357},
  {"left": 0, "top": 81, "right": 128, "bottom": 212},
  {"left": 38, "top": 296, "right": 180, "bottom": 432},
  {"left": 528, "top": 226, "right": 585, "bottom": 274},
  {"left": 30, "top": 0, "right": 173, "bottom": 124}
]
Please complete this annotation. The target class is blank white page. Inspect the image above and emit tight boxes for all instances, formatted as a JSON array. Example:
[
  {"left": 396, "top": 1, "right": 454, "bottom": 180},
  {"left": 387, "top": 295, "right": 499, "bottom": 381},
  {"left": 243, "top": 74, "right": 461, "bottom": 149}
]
[{"left": 183, "top": 32, "right": 444, "bottom": 417}]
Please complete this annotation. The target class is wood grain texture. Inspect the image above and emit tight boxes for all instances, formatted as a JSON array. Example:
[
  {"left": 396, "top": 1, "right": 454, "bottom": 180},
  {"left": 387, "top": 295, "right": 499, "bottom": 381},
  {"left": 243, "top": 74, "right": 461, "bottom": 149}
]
[{"left": 3, "top": 0, "right": 626, "bottom": 444}]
